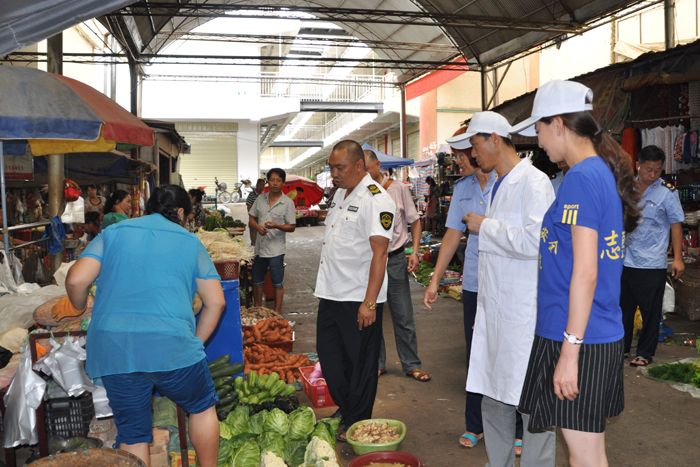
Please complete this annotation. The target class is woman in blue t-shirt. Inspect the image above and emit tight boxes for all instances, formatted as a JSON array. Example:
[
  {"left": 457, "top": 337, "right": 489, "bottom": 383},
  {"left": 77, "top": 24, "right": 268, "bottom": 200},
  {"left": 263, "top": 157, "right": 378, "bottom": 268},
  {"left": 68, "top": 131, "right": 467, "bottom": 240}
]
[
  {"left": 66, "top": 185, "right": 225, "bottom": 467},
  {"left": 511, "top": 80, "right": 640, "bottom": 466}
]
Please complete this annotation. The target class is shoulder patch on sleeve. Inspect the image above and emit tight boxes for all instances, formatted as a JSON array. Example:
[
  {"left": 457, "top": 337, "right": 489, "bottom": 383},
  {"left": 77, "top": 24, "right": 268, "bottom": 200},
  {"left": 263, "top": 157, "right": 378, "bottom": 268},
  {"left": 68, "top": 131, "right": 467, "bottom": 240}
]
[
  {"left": 368, "top": 184, "right": 381, "bottom": 195},
  {"left": 380, "top": 211, "right": 394, "bottom": 230},
  {"left": 664, "top": 181, "right": 676, "bottom": 191}
]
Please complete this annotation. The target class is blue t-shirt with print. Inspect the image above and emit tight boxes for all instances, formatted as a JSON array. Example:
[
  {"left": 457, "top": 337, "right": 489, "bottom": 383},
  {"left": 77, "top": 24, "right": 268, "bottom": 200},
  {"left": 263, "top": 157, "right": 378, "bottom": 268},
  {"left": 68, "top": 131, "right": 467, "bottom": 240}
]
[
  {"left": 536, "top": 156, "right": 625, "bottom": 344},
  {"left": 445, "top": 173, "right": 495, "bottom": 292}
]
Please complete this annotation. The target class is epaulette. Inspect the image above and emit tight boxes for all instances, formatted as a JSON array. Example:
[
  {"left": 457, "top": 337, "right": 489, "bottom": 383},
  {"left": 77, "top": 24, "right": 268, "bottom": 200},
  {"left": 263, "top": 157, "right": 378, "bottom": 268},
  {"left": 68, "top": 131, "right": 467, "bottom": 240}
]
[
  {"left": 663, "top": 181, "right": 676, "bottom": 192},
  {"left": 368, "top": 184, "right": 381, "bottom": 196}
]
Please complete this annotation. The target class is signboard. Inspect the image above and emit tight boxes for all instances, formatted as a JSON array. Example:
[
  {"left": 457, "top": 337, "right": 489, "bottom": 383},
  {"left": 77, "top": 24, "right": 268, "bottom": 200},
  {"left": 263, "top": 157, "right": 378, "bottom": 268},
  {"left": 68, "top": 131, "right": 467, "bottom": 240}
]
[{"left": 3, "top": 153, "right": 33, "bottom": 180}]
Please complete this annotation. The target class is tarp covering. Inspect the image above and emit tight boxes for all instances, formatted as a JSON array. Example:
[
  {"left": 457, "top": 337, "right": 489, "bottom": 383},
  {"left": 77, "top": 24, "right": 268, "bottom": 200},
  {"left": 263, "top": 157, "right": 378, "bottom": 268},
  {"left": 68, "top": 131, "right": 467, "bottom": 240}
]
[
  {"left": 362, "top": 144, "right": 414, "bottom": 169},
  {"left": 0, "top": 0, "right": 134, "bottom": 56}
]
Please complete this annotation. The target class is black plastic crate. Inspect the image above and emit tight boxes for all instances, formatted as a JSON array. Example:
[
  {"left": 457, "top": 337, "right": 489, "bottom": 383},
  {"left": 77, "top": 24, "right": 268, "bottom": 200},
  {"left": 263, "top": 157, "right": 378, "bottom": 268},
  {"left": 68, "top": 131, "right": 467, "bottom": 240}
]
[{"left": 44, "top": 393, "right": 94, "bottom": 438}]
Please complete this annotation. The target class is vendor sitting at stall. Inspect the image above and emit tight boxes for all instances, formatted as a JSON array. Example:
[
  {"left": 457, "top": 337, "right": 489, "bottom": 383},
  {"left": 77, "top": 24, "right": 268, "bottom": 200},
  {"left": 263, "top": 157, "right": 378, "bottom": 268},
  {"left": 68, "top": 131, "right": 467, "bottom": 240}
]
[
  {"left": 101, "top": 190, "right": 131, "bottom": 229},
  {"left": 66, "top": 185, "right": 225, "bottom": 467}
]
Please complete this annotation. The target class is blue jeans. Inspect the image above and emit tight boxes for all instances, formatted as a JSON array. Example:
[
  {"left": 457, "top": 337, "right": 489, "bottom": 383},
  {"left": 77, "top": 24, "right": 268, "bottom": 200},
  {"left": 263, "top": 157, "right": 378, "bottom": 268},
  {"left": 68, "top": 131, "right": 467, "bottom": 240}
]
[
  {"left": 252, "top": 254, "right": 285, "bottom": 287},
  {"left": 378, "top": 252, "right": 421, "bottom": 373}
]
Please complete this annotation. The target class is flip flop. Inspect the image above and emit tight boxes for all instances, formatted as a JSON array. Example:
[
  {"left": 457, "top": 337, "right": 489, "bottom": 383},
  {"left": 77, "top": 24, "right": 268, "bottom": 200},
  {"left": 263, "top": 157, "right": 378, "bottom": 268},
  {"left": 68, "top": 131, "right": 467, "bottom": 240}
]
[
  {"left": 630, "top": 356, "right": 650, "bottom": 367},
  {"left": 406, "top": 368, "right": 431, "bottom": 382},
  {"left": 514, "top": 438, "right": 523, "bottom": 457},
  {"left": 459, "top": 432, "right": 483, "bottom": 448},
  {"left": 378, "top": 369, "right": 387, "bottom": 377}
]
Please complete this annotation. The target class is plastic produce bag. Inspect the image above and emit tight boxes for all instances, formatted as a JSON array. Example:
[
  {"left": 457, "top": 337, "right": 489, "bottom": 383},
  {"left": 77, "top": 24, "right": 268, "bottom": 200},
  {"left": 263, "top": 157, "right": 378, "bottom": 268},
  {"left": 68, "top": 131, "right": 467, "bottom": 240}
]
[
  {"left": 34, "top": 336, "right": 94, "bottom": 397},
  {"left": 90, "top": 385, "right": 113, "bottom": 419},
  {"left": 3, "top": 345, "right": 47, "bottom": 448},
  {"left": 0, "top": 250, "right": 18, "bottom": 294},
  {"left": 60, "top": 196, "right": 85, "bottom": 224},
  {"left": 662, "top": 280, "right": 675, "bottom": 317}
]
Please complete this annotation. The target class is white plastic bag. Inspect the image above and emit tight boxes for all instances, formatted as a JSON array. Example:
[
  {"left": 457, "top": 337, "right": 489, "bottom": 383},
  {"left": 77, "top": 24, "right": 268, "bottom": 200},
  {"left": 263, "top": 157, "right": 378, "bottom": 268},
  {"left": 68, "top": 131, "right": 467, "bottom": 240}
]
[
  {"left": 3, "top": 345, "right": 47, "bottom": 448},
  {"left": 34, "top": 336, "right": 94, "bottom": 397},
  {"left": 90, "top": 385, "right": 113, "bottom": 419},
  {"left": 61, "top": 196, "right": 85, "bottom": 224},
  {"left": 53, "top": 260, "right": 76, "bottom": 291},
  {"left": 662, "top": 281, "right": 675, "bottom": 317}
]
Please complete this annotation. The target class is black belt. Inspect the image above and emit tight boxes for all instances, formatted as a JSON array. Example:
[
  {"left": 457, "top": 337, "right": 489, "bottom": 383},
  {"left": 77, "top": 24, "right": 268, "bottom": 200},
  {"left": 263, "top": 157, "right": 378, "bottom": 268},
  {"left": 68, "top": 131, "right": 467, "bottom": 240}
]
[{"left": 388, "top": 248, "right": 404, "bottom": 258}]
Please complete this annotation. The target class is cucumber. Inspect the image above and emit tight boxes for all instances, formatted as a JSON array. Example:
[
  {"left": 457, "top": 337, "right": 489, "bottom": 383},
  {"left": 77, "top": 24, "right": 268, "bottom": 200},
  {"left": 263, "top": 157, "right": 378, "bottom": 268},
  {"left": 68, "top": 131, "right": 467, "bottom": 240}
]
[
  {"left": 208, "top": 354, "right": 230, "bottom": 368},
  {"left": 234, "top": 376, "right": 244, "bottom": 391},
  {"left": 213, "top": 376, "right": 233, "bottom": 388},
  {"left": 216, "top": 386, "right": 232, "bottom": 399},
  {"left": 248, "top": 371, "right": 258, "bottom": 388},
  {"left": 211, "top": 364, "right": 241, "bottom": 379},
  {"left": 218, "top": 393, "right": 238, "bottom": 406}
]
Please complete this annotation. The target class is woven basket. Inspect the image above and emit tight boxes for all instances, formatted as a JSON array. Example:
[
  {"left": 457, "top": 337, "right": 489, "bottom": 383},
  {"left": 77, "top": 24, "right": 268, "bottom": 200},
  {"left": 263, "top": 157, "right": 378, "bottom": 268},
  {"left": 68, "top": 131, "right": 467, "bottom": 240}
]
[
  {"left": 29, "top": 448, "right": 146, "bottom": 466},
  {"left": 214, "top": 260, "right": 240, "bottom": 280}
]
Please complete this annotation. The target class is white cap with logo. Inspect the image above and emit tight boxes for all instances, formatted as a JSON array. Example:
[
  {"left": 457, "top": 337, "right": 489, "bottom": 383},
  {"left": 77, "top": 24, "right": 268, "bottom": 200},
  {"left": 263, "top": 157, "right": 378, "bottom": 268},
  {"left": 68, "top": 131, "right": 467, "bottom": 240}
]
[
  {"left": 511, "top": 80, "right": 594, "bottom": 137},
  {"left": 446, "top": 111, "right": 513, "bottom": 150}
]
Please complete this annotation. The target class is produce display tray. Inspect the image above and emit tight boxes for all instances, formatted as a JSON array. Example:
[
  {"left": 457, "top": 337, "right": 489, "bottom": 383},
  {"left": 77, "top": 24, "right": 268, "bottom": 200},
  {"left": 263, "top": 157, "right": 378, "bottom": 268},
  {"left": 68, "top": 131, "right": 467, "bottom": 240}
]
[{"left": 299, "top": 366, "right": 336, "bottom": 408}]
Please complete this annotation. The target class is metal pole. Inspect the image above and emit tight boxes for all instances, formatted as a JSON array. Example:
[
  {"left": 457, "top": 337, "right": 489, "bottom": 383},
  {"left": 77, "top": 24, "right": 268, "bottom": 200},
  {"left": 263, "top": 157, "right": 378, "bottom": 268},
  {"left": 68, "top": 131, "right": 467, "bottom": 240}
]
[
  {"left": 480, "top": 70, "right": 488, "bottom": 110},
  {"left": 399, "top": 84, "right": 407, "bottom": 158},
  {"left": 664, "top": 0, "right": 675, "bottom": 50},
  {"left": 0, "top": 141, "right": 10, "bottom": 259},
  {"left": 48, "top": 154, "right": 64, "bottom": 270}
]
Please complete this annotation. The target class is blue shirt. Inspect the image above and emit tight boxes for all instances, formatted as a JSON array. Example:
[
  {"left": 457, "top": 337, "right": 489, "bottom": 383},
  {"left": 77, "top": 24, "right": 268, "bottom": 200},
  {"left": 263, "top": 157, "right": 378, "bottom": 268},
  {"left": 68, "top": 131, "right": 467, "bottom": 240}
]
[
  {"left": 81, "top": 214, "right": 220, "bottom": 379},
  {"left": 624, "top": 178, "right": 684, "bottom": 269},
  {"left": 445, "top": 173, "right": 496, "bottom": 292},
  {"left": 536, "top": 157, "right": 625, "bottom": 344}
]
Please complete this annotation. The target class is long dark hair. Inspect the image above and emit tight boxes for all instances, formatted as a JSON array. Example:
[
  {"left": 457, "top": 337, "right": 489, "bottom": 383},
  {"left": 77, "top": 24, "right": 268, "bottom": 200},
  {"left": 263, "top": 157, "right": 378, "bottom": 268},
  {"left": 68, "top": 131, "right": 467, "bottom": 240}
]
[
  {"left": 542, "top": 112, "right": 640, "bottom": 232},
  {"left": 146, "top": 185, "right": 192, "bottom": 225},
  {"left": 104, "top": 189, "right": 129, "bottom": 214}
]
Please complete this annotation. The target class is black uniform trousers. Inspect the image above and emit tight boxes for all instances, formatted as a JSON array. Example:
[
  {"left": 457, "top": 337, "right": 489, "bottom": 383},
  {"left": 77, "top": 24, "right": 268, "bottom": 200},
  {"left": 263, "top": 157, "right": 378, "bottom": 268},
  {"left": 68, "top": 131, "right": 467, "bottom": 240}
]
[
  {"left": 620, "top": 266, "right": 667, "bottom": 360},
  {"left": 316, "top": 298, "right": 383, "bottom": 428}
]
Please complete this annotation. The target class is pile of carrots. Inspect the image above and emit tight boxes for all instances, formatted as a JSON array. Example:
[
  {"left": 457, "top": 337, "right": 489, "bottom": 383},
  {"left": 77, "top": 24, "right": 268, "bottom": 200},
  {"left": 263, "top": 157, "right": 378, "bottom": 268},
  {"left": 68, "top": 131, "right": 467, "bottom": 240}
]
[
  {"left": 242, "top": 317, "right": 293, "bottom": 346},
  {"left": 244, "top": 344, "right": 311, "bottom": 384}
]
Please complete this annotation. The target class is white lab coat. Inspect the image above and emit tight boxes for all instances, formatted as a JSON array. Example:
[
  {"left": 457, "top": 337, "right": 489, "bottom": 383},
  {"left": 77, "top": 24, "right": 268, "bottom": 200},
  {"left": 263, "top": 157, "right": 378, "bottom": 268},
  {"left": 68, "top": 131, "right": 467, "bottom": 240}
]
[{"left": 466, "top": 158, "right": 555, "bottom": 405}]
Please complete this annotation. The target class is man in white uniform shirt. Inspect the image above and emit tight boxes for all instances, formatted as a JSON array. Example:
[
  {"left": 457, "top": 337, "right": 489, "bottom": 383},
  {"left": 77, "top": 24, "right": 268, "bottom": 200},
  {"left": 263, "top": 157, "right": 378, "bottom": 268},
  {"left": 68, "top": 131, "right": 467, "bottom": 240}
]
[{"left": 315, "top": 140, "right": 396, "bottom": 440}]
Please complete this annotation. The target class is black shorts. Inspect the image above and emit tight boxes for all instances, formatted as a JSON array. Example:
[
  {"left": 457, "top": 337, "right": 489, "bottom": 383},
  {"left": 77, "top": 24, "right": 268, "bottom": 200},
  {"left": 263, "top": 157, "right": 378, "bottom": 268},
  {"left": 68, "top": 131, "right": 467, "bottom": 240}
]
[{"left": 518, "top": 335, "right": 624, "bottom": 433}]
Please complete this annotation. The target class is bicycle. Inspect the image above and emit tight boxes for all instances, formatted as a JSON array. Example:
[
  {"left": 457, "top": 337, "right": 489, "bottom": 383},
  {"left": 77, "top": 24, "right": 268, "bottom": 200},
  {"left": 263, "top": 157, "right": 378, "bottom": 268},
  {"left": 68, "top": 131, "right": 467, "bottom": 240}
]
[{"left": 215, "top": 177, "right": 232, "bottom": 204}]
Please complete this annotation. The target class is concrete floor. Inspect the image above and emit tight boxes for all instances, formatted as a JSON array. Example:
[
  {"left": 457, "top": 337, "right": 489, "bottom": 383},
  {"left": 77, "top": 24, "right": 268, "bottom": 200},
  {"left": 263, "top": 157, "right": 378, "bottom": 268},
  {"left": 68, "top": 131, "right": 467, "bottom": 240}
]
[{"left": 280, "top": 224, "right": 700, "bottom": 467}]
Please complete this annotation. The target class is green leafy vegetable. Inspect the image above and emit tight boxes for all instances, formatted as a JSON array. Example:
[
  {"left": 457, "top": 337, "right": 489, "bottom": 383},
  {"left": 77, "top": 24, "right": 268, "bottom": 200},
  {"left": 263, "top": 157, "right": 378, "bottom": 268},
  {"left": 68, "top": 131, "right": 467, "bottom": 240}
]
[
  {"left": 230, "top": 439, "right": 260, "bottom": 467},
  {"left": 225, "top": 405, "right": 251, "bottom": 437},
  {"left": 219, "top": 421, "right": 234, "bottom": 440},
  {"left": 288, "top": 406, "right": 316, "bottom": 439},
  {"left": 263, "top": 408, "right": 290, "bottom": 436},
  {"left": 283, "top": 437, "right": 307, "bottom": 467},
  {"left": 248, "top": 410, "right": 266, "bottom": 435},
  {"left": 318, "top": 417, "right": 341, "bottom": 438},
  {"left": 310, "top": 423, "right": 335, "bottom": 448},
  {"left": 258, "top": 431, "right": 286, "bottom": 458}
]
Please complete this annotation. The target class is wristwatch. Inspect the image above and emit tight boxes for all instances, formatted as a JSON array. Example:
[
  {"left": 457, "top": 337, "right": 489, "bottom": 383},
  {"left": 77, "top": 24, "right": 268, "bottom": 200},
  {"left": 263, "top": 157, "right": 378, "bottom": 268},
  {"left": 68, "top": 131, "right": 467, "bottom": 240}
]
[
  {"left": 363, "top": 301, "right": 377, "bottom": 311},
  {"left": 563, "top": 331, "right": 584, "bottom": 345}
]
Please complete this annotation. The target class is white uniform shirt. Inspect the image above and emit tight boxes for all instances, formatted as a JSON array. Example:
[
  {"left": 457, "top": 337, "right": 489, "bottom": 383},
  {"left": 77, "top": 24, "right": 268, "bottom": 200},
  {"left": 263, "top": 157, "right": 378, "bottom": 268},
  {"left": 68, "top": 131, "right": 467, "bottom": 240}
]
[
  {"left": 466, "top": 158, "right": 555, "bottom": 405},
  {"left": 314, "top": 173, "right": 396, "bottom": 303}
]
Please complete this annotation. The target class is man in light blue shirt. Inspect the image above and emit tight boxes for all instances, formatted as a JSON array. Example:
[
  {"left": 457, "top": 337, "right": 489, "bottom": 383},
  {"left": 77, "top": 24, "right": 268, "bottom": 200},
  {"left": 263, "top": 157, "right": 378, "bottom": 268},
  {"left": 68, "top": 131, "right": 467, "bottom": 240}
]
[{"left": 621, "top": 145, "right": 685, "bottom": 367}]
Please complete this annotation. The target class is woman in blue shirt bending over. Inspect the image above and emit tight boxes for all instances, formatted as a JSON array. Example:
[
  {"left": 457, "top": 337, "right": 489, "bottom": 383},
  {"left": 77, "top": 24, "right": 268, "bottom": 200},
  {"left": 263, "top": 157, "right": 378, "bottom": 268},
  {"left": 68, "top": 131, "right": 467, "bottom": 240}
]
[
  {"left": 66, "top": 185, "right": 225, "bottom": 467},
  {"left": 511, "top": 80, "right": 640, "bottom": 466}
]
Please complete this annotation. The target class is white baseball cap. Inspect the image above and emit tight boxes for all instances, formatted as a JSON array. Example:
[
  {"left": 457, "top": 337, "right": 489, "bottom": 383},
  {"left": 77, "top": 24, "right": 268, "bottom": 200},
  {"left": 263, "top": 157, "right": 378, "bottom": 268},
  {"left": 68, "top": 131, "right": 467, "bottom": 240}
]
[
  {"left": 511, "top": 80, "right": 594, "bottom": 137},
  {"left": 446, "top": 111, "right": 513, "bottom": 150}
]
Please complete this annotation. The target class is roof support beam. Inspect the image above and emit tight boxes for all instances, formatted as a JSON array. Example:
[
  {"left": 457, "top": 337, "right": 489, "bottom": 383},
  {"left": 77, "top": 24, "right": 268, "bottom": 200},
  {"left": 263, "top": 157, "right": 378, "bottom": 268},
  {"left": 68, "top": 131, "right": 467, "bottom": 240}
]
[
  {"left": 110, "top": 3, "right": 582, "bottom": 34},
  {"left": 269, "top": 141, "right": 324, "bottom": 147},
  {"left": 299, "top": 101, "right": 383, "bottom": 113}
]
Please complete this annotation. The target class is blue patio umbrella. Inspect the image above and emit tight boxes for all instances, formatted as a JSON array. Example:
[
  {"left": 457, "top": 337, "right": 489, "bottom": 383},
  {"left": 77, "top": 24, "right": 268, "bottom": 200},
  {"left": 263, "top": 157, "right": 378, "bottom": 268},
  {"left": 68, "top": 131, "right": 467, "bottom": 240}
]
[{"left": 361, "top": 144, "right": 414, "bottom": 169}]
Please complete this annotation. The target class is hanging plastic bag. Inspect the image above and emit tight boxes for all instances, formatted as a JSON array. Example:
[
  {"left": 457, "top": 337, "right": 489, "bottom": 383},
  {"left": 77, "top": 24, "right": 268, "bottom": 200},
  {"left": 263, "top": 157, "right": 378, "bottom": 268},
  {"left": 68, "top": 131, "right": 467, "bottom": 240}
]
[
  {"left": 34, "top": 336, "right": 94, "bottom": 397},
  {"left": 0, "top": 250, "right": 18, "bottom": 294},
  {"left": 3, "top": 345, "right": 47, "bottom": 448},
  {"left": 60, "top": 196, "right": 85, "bottom": 224},
  {"left": 90, "top": 385, "right": 113, "bottom": 419},
  {"left": 63, "top": 179, "right": 82, "bottom": 202},
  {"left": 8, "top": 251, "right": 24, "bottom": 286},
  {"left": 662, "top": 280, "right": 675, "bottom": 318}
]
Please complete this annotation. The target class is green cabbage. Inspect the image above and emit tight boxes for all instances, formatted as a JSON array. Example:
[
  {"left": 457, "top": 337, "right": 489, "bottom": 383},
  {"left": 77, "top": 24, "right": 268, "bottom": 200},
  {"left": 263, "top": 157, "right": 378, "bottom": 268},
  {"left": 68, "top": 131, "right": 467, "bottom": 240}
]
[
  {"left": 248, "top": 410, "right": 266, "bottom": 435},
  {"left": 258, "top": 431, "right": 286, "bottom": 458},
  {"left": 217, "top": 440, "right": 235, "bottom": 466},
  {"left": 220, "top": 421, "right": 234, "bottom": 440},
  {"left": 225, "top": 406, "right": 251, "bottom": 438},
  {"left": 231, "top": 439, "right": 260, "bottom": 467},
  {"left": 283, "top": 437, "right": 307, "bottom": 467},
  {"left": 318, "top": 417, "right": 341, "bottom": 439},
  {"left": 263, "top": 408, "right": 290, "bottom": 436},
  {"left": 310, "top": 423, "right": 335, "bottom": 448},
  {"left": 288, "top": 406, "right": 316, "bottom": 439}
]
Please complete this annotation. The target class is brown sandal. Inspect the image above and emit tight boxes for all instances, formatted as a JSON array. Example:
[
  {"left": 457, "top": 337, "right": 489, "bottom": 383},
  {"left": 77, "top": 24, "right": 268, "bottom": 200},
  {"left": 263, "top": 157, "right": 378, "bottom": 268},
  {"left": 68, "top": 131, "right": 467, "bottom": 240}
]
[{"left": 406, "top": 368, "right": 431, "bottom": 382}]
